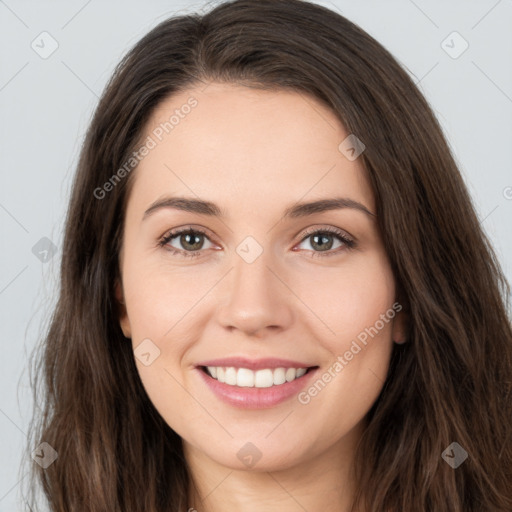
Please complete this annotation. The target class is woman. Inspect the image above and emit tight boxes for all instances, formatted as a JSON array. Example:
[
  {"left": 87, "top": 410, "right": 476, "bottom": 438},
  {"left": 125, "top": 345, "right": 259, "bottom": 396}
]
[{"left": 24, "top": 0, "right": 512, "bottom": 510}]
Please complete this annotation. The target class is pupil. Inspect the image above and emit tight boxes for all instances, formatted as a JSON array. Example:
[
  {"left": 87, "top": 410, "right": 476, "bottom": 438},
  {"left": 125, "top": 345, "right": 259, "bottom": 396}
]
[
  {"left": 182, "top": 233, "right": 203, "bottom": 250},
  {"left": 312, "top": 234, "right": 333, "bottom": 251}
]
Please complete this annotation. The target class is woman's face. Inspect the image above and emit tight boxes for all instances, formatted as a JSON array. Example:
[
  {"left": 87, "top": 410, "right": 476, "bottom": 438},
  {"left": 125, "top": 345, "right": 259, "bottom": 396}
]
[{"left": 117, "top": 82, "right": 406, "bottom": 472}]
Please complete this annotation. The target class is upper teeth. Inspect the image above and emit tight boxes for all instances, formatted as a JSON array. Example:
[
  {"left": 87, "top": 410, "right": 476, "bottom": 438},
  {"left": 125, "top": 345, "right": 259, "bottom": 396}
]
[{"left": 206, "top": 366, "right": 308, "bottom": 388}]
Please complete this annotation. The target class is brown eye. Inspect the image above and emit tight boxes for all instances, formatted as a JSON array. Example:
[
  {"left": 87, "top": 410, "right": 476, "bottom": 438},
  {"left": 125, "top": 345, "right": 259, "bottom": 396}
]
[
  {"left": 296, "top": 227, "right": 355, "bottom": 258},
  {"left": 159, "top": 228, "right": 214, "bottom": 258}
]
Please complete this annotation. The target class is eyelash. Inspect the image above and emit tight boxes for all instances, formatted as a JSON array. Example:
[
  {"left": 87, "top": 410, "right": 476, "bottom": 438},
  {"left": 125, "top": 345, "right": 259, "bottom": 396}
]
[{"left": 158, "top": 226, "right": 356, "bottom": 259}]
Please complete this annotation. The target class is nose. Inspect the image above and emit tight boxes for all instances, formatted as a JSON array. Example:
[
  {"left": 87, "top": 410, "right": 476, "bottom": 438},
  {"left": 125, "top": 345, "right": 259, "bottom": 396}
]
[{"left": 215, "top": 249, "right": 294, "bottom": 337}]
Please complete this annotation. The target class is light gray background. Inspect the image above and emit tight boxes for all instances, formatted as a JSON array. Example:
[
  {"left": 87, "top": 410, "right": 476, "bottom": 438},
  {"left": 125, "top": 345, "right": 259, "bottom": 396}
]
[{"left": 1, "top": 0, "right": 511, "bottom": 509}]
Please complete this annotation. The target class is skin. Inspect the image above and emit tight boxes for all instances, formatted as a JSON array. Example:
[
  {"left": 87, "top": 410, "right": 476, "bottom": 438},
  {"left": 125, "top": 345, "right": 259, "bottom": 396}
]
[{"left": 116, "top": 82, "right": 407, "bottom": 512}]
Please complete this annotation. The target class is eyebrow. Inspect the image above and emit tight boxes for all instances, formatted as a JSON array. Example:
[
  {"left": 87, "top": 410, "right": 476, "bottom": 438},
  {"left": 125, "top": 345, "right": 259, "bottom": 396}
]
[{"left": 143, "top": 196, "right": 375, "bottom": 220}]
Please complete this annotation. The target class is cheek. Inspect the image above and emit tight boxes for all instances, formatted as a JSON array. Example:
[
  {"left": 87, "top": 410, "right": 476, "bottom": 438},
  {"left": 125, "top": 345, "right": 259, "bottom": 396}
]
[
  {"left": 291, "top": 251, "right": 397, "bottom": 346},
  {"left": 123, "top": 244, "right": 396, "bottom": 354},
  {"left": 122, "top": 259, "right": 206, "bottom": 429},
  {"left": 121, "top": 258, "right": 214, "bottom": 422},
  {"left": 122, "top": 255, "right": 207, "bottom": 341}
]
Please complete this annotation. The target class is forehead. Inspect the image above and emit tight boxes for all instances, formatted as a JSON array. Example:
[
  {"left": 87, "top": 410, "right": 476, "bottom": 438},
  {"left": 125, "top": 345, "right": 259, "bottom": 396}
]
[{"left": 128, "top": 82, "right": 374, "bottom": 217}]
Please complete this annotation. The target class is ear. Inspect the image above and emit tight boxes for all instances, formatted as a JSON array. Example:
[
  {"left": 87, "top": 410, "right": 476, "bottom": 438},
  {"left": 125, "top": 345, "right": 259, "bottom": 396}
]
[
  {"left": 115, "top": 278, "right": 132, "bottom": 339},
  {"left": 391, "top": 307, "right": 408, "bottom": 345}
]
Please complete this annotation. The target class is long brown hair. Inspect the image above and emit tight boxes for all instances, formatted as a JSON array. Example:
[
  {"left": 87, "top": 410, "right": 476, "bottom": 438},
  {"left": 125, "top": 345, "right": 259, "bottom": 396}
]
[{"left": 23, "top": 0, "right": 512, "bottom": 510}]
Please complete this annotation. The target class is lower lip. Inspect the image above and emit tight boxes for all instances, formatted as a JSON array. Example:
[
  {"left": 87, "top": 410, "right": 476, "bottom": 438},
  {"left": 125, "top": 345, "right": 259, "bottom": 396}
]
[{"left": 197, "top": 367, "right": 318, "bottom": 409}]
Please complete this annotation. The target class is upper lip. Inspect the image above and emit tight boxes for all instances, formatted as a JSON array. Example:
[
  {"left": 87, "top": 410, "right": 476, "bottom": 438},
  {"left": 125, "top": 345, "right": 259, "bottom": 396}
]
[{"left": 196, "top": 357, "right": 316, "bottom": 371}]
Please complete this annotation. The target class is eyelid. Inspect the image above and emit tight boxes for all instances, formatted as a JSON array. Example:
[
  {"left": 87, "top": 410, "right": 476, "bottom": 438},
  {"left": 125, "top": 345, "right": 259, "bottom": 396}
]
[
  {"left": 158, "top": 224, "right": 356, "bottom": 258},
  {"left": 293, "top": 225, "right": 356, "bottom": 257},
  {"left": 296, "top": 225, "right": 355, "bottom": 243},
  {"left": 159, "top": 224, "right": 354, "bottom": 243},
  {"left": 158, "top": 225, "right": 217, "bottom": 248}
]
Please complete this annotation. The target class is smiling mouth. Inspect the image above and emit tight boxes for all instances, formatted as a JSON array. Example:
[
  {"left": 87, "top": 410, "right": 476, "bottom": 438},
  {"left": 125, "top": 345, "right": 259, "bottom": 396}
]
[{"left": 200, "top": 366, "right": 317, "bottom": 388}]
